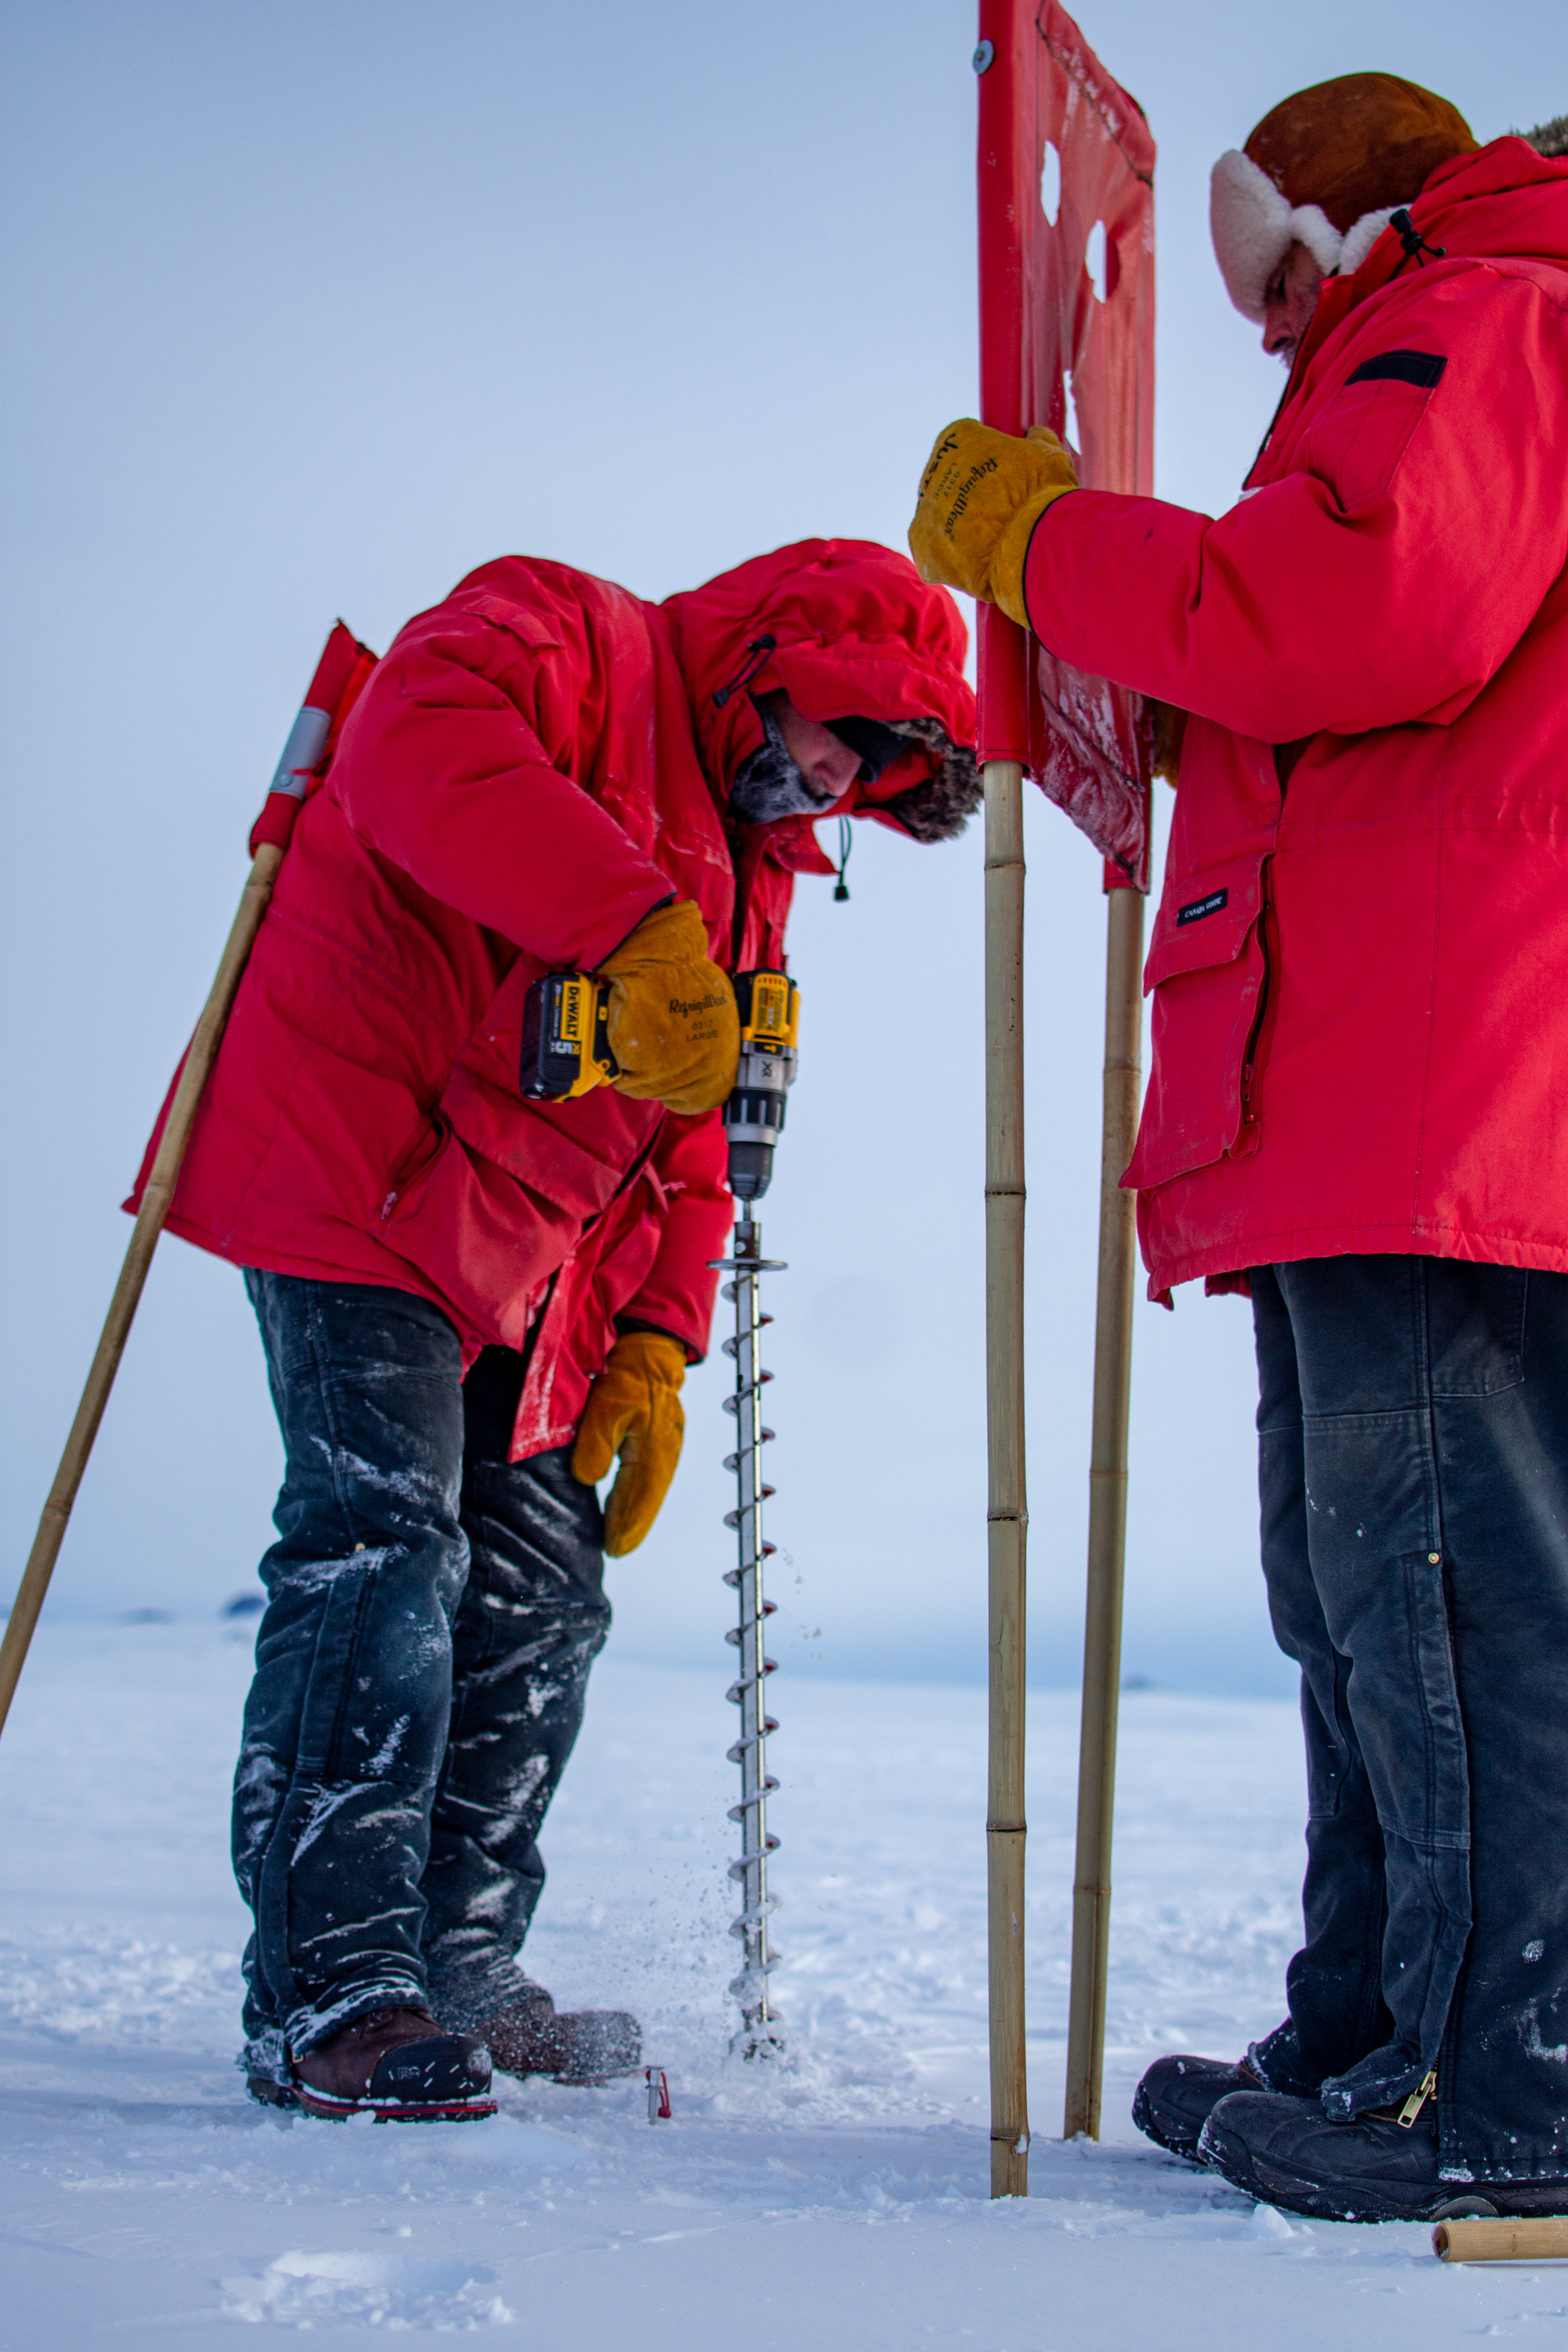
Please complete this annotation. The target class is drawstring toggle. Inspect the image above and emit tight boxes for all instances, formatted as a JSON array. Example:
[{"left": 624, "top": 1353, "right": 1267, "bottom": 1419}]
[{"left": 1389, "top": 208, "right": 1446, "bottom": 267}]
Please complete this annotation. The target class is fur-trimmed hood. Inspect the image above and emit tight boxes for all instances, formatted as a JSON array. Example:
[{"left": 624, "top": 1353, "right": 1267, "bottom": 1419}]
[
  {"left": 659, "top": 536, "right": 981, "bottom": 853},
  {"left": 877, "top": 715, "right": 982, "bottom": 844}
]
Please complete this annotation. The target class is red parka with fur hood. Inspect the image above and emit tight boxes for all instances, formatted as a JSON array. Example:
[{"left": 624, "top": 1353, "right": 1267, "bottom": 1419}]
[
  {"left": 132, "top": 541, "right": 977, "bottom": 1452},
  {"left": 1021, "top": 138, "right": 1568, "bottom": 1301}
]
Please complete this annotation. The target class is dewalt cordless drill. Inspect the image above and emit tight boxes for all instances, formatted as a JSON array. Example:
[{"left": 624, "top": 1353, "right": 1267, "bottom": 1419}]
[
  {"left": 521, "top": 965, "right": 800, "bottom": 1197},
  {"left": 720, "top": 969, "right": 800, "bottom": 1200}
]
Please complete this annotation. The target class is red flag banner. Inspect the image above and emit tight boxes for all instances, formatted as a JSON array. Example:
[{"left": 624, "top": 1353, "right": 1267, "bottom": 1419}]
[{"left": 975, "top": 0, "right": 1156, "bottom": 886}]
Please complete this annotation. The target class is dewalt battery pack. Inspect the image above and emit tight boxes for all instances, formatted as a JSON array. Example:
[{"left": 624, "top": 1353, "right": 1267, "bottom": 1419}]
[{"left": 520, "top": 970, "right": 619, "bottom": 1100}]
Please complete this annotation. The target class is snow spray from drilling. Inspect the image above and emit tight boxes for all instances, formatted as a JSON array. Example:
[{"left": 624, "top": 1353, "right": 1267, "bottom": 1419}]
[{"left": 712, "top": 971, "right": 799, "bottom": 2059}]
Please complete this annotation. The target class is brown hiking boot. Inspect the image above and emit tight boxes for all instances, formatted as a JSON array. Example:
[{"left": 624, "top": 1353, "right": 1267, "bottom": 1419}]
[
  {"left": 470, "top": 1990, "right": 641, "bottom": 2086},
  {"left": 292, "top": 2005, "right": 495, "bottom": 2122}
]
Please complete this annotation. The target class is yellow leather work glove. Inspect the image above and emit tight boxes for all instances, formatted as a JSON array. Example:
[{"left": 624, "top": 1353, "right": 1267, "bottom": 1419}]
[
  {"left": 572, "top": 1330, "right": 688, "bottom": 1556},
  {"left": 908, "top": 419, "right": 1078, "bottom": 628},
  {"left": 599, "top": 898, "right": 739, "bottom": 1116}
]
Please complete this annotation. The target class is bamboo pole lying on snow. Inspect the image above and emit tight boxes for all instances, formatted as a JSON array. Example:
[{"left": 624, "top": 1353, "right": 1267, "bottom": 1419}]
[
  {"left": 1062, "top": 877, "right": 1145, "bottom": 2140},
  {"left": 1436, "top": 2217, "right": 1568, "bottom": 2263},
  {"left": 0, "top": 841, "right": 285, "bottom": 1740},
  {"left": 984, "top": 754, "right": 1029, "bottom": 2198}
]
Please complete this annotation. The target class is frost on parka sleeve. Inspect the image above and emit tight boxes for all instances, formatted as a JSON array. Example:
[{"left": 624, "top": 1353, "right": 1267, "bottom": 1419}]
[
  {"left": 1022, "top": 272, "right": 1568, "bottom": 745},
  {"left": 331, "top": 600, "right": 675, "bottom": 969},
  {"left": 619, "top": 1111, "right": 733, "bottom": 1362}
]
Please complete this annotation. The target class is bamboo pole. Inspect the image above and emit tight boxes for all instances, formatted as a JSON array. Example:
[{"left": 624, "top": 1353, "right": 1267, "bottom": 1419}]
[
  {"left": 1436, "top": 2217, "right": 1568, "bottom": 2263},
  {"left": 984, "top": 756, "right": 1029, "bottom": 2198},
  {"left": 1062, "top": 879, "right": 1145, "bottom": 2140},
  {"left": 0, "top": 841, "right": 285, "bottom": 1740}
]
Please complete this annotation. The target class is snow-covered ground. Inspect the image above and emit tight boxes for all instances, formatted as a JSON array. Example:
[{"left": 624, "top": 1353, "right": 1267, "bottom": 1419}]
[{"left": 1, "top": 1624, "right": 1559, "bottom": 2346}]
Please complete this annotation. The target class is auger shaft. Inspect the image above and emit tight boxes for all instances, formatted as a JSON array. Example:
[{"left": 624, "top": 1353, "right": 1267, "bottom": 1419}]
[
  {"left": 713, "top": 967, "right": 797, "bottom": 2057},
  {"left": 720, "top": 1204, "right": 785, "bottom": 2055}
]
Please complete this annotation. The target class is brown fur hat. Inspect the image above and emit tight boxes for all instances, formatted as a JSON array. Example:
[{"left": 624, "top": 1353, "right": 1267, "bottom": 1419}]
[
  {"left": 1247, "top": 73, "right": 1476, "bottom": 231},
  {"left": 1211, "top": 74, "right": 1477, "bottom": 321}
]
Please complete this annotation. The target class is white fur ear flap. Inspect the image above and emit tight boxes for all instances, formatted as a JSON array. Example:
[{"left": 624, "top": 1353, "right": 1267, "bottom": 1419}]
[
  {"left": 1210, "top": 148, "right": 1346, "bottom": 321},
  {"left": 1210, "top": 150, "right": 1292, "bottom": 321}
]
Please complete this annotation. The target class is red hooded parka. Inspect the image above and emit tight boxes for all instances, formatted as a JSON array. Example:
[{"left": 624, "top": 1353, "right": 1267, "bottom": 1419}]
[
  {"left": 1021, "top": 139, "right": 1568, "bottom": 1301},
  {"left": 132, "top": 541, "right": 975, "bottom": 1450}
]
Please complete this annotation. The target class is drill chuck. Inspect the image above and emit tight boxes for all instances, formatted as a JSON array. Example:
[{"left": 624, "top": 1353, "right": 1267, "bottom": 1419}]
[{"left": 724, "top": 1056, "right": 790, "bottom": 1200}]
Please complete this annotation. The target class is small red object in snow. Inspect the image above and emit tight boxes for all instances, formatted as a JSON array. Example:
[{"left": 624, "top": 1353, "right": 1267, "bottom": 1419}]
[{"left": 645, "top": 2067, "right": 672, "bottom": 2122}]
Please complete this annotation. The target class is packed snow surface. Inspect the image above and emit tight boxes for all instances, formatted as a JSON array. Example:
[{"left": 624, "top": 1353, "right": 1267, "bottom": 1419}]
[{"left": 0, "top": 1624, "right": 1557, "bottom": 2347}]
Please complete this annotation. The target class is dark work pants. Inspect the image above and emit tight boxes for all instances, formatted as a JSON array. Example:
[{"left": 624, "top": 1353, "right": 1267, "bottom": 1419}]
[
  {"left": 1254, "top": 1257, "right": 1568, "bottom": 2182},
  {"left": 234, "top": 1272, "right": 609, "bottom": 2083}
]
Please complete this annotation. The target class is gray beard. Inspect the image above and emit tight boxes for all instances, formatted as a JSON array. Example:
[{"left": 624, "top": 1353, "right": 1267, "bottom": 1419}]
[{"left": 728, "top": 705, "right": 829, "bottom": 822}]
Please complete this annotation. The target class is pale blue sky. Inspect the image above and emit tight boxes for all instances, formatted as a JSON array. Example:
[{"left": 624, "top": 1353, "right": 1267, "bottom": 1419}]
[{"left": 2, "top": 0, "right": 1564, "bottom": 1690}]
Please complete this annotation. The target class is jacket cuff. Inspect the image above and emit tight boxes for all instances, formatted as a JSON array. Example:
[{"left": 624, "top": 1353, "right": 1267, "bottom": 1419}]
[
  {"left": 1014, "top": 487, "right": 1080, "bottom": 637},
  {"left": 614, "top": 1314, "right": 699, "bottom": 1364}
]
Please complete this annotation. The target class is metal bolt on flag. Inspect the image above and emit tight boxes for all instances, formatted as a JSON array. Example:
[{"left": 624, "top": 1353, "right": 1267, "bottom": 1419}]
[{"left": 974, "top": 0, "right": 1156, "bottom": 2188}]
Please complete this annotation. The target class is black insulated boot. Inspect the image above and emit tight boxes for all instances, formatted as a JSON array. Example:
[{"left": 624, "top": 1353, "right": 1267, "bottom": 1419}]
[
  {"left": 1199, "top": 2089, "right": 1568, "bottom": 2223},
  {"left": 1132, "top": 2053, "right": 1264, "bottom": 2158},
  {"left": 470, "top": 1991, "right": 641, "bottom": 2085},
  {"left": 292, "top": 2005, "right": 496, "bottom": 2122}
]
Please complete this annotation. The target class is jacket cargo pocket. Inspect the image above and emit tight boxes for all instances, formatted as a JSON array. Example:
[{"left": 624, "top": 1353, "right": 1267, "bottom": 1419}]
[
  {"left": 373, "top": 1116, "right": 579, "bottom": 1349},
  {"left": 1123, "top": 852, "right": 1271, "bottom": 1193}
]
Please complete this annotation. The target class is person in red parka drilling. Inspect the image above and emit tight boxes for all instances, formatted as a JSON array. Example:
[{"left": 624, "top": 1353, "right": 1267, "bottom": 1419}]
[
  {"left": 131, "top": 539, "right": 979, "bottom": 2121},
  {"left": 911, "top": 78, "right": 1568, "bottom": 2222}
]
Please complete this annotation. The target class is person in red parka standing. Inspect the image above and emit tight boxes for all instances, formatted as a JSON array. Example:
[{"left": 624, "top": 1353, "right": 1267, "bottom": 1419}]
[
  {"left": 910, "top": 78, "right": 1568, "bottom": 2220},
  {"left": 131, "top": 539, "right": 979, "bottom": 2119}
]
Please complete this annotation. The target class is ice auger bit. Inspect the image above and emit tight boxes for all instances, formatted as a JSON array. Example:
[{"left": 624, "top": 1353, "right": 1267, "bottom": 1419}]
[{"left": 712, "top": 969, "right": 799, "bottom": 2059}]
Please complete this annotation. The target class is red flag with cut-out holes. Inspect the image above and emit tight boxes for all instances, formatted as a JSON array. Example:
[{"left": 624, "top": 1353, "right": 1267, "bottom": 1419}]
[{"left": 975, "top": 0, "right": 1156, "bottom": 886}]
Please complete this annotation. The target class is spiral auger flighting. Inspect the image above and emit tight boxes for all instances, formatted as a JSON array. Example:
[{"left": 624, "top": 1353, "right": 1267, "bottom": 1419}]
[
  {"left": 710, "top": 967, "right": 799, "bottom": 2060},
  {"left": 718, "top": 1207, "right": 786, "bottom": 2057}
]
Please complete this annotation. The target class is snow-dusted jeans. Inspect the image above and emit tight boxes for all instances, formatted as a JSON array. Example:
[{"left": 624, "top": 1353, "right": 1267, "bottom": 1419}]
[
  {"left": 235, "top": 1272, "right": 609, "bottom": 2083},
  {"left": 1253, "top": 1256, "right": 1568, "bottom": 2183}
]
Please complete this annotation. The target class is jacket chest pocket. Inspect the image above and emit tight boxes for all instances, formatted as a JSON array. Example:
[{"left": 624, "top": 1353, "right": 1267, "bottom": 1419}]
[
  {"left": 1298, "top": 364, "right": 1442, "bottom": 511},
  {"left": 1123, "top": 852, "right": 1271, "bottom": 1194}
]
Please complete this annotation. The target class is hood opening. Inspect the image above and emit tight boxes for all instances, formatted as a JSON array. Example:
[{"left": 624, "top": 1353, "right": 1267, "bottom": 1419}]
[
  {"left": 873, "top": 717, "right": 982, "bottom": 843},
  {"left": 659, "top": 536, "right": 979, "bottom": 847}
]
